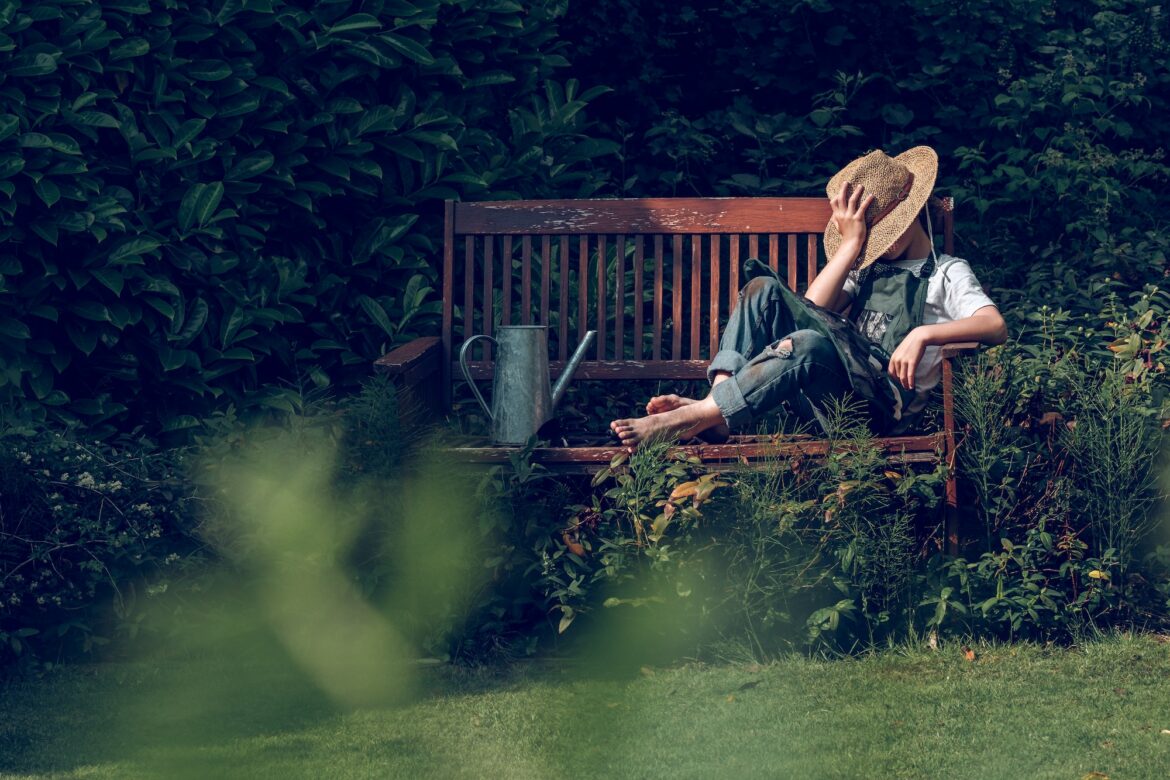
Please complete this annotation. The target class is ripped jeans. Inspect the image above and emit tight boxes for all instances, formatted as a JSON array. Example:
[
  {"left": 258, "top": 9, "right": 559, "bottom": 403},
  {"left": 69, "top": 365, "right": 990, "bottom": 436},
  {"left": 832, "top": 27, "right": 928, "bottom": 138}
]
[{"left": 708, "top": 276, "right": 855, "bottom": 432}]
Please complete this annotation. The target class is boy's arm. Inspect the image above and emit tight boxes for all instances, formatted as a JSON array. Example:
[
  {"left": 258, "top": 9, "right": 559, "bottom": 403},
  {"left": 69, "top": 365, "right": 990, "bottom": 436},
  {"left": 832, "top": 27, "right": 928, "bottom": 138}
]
[
  {"left": 887, "top": 305, "right": 1007, "bottom": 390},
  {"left": 805, "top": 183, "right": 873, "bottom": 310}
]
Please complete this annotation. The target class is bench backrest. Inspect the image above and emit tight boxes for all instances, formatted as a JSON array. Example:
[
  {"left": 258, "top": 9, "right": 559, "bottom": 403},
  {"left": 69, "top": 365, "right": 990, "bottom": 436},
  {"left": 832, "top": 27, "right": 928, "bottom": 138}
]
[{"left": 445, "top": 197, "right": 953, "bottom": 389}]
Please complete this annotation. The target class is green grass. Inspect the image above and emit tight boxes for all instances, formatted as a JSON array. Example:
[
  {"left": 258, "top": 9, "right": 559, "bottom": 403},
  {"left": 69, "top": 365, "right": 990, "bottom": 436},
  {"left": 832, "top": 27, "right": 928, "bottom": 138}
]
[{"left": 3, "top": 635, "right": 1170, "bottom": 779}]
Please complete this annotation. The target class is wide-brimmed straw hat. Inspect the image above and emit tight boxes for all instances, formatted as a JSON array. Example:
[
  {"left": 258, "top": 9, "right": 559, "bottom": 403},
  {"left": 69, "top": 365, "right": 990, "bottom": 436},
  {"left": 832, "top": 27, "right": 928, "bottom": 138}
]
[{"left": 823, "top": 146, "right": 938, "bottom": 270}]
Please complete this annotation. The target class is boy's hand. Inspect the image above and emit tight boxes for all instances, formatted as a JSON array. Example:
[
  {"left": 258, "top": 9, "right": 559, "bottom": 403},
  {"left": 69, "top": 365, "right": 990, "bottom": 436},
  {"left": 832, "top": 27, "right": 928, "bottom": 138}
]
[
  {"left": 830, "top": 182, "right": 876, "bottom": 251},
  {"left": 888, "top": 327, "right": 928, "bottom": 391}
]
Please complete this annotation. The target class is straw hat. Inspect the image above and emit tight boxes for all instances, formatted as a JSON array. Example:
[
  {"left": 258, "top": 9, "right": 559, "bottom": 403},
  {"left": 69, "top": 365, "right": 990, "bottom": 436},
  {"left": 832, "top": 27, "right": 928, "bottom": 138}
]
[{"left": 823, "top": 146, "right": 938, "bottom": 270}]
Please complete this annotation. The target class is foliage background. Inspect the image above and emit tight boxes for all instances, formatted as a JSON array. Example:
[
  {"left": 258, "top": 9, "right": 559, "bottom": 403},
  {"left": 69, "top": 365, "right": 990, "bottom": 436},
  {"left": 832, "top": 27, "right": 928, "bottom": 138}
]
[{"left": 2, "top": 0, "right": 1170, "bottom": 662}]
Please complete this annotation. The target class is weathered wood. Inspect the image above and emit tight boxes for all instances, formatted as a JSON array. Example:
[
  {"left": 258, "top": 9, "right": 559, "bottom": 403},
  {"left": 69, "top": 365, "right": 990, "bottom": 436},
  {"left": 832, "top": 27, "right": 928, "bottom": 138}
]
[
  {"left": 807, "top": 234, "right": 818, "bottom": 290},
  {"left": 463, "top": 235, "right": 474, "bottom": 347},
  {"left": 578, "top": 235, "right": 588, "bottom": 342},
  {"left": 633, "top": 235, "right": 644, "bottom": 360},
  {"left": 458, "top": 359, "right": 711, "bottom": 381},
  {"left": 672, "top": 235, "right": 683, "bottom": 360},
  {"left": 558, "top": 236, "right": 569, "bottom": 360},
  {"left": 450, "top": 433, "right": 943, "bottom": 467},
  {"left": 728, "top": 233, "right": 740, "bottom": 314},
  {"left": 521, "top": 235, "right": 532, "bottom": 325},
  {"left": 454, "top": 198, "right": 832, "bottom": 235},
  {"left": 943, "top": 355, "right": 959, "bottom": 555},
  {"left": 597, "top": 234, "right": 607, "bottom": 359},
  {"left": 615, "top": 235, "right": 626, "bottom": 360},
  {"left": 709, "top": 234, "right": 720, "bottom": 357},
  {"left": 375, "top": 336, "right": 442, "bottom": 388},
  {"left": 501, "top": 235, "right": 513, "bottom": 327},
  {"left": 690, "top": 234, "right": 701, "bottom": 359},
  {"left": 941, "top": 197, "right": 955, "bottom": 255},
  {"left": 940, "top": 342, "right": 980, "bottom": 358},
  {"left": 653, "top": 235, "right": 664, "bottom": 359},
  {"left": 787, "top": 234, "right": 798, "bottom": 290},
  {"left": 769, "top": 233, "right": 779, "bottom": 274},
  {"left": 483, "top": 236, "right": 494, "bottom": 359},
  {"left": 541, "top": 235, "right": 551, "bottom": 328}
]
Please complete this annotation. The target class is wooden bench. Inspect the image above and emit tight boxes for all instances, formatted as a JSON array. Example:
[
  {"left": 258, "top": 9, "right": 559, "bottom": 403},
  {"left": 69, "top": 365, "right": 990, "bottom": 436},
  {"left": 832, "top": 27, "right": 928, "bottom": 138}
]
[{"left": 375, "top": 197, "right": 977, "bottom": 550}]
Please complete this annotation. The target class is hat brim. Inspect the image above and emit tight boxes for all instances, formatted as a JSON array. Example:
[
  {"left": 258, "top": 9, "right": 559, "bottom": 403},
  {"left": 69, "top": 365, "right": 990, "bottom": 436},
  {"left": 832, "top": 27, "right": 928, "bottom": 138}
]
[{"left": 823, "top": 146, "right": 938, "bottom": 270}]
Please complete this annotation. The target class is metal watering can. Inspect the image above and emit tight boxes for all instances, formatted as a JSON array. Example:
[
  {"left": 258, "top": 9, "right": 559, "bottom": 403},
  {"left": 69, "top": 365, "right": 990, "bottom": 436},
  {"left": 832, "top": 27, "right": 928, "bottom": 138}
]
[{"left": 459, "top": 326, "right": 596, "bottom": 445}]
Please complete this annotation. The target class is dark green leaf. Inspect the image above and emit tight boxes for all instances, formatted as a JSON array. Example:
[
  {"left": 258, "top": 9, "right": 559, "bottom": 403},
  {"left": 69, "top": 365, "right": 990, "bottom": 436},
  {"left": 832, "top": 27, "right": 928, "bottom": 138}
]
[
  {"left": 110, "top": 237, "right": 162, "bottom": 262},
  {"left": 358, "top": 294, "right": 395, "bottom": 336},
  {"left": 70, "top": 111, "right": 120, "bottom": 128},
  {"left": 0, "top": 318, "right": 30, "bottom": 339},
  {"left": 178, "top": 182, "right": 224, "bottom": 232},
  {"left": 226, "top": 151, "right": 274, "bottom": 180},
  {"left": 381, "top": 32, "right": 435, "bottom": 65},
  {"left": 329, "top": 13, "right": 382, "bottom": 34},
  {"left": 187, "top": 60, "right": 232, "bottom": 81},
  {"left": 34, "top": 178, "right": 60, "bottom": 207}
]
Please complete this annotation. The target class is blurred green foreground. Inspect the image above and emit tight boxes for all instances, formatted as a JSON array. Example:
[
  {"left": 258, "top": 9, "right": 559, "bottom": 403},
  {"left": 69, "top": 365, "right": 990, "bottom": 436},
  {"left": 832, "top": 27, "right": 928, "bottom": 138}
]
[{"left": 3, "top": 634, "right": 1170, "bottom": 779}]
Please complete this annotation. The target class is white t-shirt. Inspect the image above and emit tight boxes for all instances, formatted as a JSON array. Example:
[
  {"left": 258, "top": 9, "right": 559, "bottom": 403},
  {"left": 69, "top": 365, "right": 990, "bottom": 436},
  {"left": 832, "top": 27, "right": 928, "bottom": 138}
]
[{"left": 842, "top": 254, "right": 996, "bottom": 412}]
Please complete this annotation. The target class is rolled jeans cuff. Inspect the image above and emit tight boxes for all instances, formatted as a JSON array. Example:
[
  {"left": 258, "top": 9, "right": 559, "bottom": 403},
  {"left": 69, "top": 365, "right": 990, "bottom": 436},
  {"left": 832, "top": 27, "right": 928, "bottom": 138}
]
[
  {"left": 710, "top": 375, "right": 752, "bottom": 431},
  {"left": 708, "top": 349, "right": 747, "bottom": 384}
]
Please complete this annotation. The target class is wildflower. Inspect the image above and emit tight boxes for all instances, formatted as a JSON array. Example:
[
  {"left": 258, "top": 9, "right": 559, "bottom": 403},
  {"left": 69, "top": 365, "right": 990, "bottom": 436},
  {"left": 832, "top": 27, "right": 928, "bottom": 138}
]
[{"left": 76, "top": 472, "right": 96, "bottom": 488}]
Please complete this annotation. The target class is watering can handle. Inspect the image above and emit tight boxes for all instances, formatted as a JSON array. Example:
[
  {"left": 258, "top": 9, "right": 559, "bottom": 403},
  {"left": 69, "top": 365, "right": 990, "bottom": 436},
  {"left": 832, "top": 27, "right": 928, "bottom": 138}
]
[{"left": 458, "top": 335, "right": 497, "bottom": 422}]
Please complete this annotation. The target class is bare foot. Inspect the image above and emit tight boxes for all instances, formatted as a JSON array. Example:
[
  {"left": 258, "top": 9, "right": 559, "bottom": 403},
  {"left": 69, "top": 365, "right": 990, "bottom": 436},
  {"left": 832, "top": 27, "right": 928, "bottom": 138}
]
[
  {"left": 610, "top": 397, "right": 726, "bottom": 452},
  {"left": 645, "top": 394, "right": 730, "bottom": 443},
  {"left": 645, "top": 393, "right": 696, "bottom": 414}
]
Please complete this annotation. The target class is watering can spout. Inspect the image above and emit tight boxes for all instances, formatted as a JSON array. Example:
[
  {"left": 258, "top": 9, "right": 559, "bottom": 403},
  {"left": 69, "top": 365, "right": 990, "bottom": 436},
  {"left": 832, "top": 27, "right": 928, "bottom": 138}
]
[{"left": 550, "top": 330, "right": 596, "bottom": 409}]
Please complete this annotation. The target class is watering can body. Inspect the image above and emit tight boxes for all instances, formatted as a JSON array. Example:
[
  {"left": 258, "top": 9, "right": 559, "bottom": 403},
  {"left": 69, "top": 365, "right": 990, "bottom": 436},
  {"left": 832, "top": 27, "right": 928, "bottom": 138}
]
[{"left": 459, "top": 326, "right": 596, "bottom": 445}]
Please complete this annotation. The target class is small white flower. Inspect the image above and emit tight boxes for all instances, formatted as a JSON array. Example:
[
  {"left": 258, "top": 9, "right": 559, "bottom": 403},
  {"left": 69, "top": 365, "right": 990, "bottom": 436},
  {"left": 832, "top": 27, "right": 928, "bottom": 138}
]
[{"left": 76, "top": 472, "right": 96, "bottom": 488}]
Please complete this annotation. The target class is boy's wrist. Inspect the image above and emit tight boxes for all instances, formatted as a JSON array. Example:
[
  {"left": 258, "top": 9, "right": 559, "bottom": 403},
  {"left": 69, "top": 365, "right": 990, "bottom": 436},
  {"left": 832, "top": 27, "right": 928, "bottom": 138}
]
[{"left": 829, "top": 237, "right": 863, "bottom": 264}]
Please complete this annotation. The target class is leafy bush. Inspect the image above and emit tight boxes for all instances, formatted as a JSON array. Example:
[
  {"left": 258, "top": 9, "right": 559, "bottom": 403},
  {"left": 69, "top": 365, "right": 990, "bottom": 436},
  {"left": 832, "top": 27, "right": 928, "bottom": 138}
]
[
  {"left": 0, "top": 0, "right": 616, "bottom": 436},
  {"left": 0, "top": 426, "right": 203, "bottom": 662}
]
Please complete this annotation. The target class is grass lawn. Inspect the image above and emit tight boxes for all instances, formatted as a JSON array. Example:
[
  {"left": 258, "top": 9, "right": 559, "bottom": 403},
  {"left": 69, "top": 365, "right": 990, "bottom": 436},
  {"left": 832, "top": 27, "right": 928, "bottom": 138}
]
[{"left": 3, "top": 634, "right": 1170, "bottom": 779}]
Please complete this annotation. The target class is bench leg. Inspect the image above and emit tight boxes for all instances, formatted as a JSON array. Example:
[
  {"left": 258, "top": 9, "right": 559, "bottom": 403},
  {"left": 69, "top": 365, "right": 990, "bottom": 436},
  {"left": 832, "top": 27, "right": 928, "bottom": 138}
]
[{"left": 942, "top": 358, "right": 959, "bottom": 555}]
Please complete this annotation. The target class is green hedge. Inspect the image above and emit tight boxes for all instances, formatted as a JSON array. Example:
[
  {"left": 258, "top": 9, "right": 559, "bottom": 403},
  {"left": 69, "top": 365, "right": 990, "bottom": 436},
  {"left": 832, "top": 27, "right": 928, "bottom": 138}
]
[
  {"left": 562, "top": 0, "right": 1170, "bottom": 301},
  {"left": 0, "top": 0, "right": 615, "bottom": 436}
]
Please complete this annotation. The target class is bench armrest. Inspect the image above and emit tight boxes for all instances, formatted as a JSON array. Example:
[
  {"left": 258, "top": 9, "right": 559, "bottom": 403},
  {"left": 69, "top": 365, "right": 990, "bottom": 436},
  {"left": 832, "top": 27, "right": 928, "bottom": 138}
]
[
  {"left": 939, "top": 342, "right": 981, "bottom": 359},
  {"left": 373, "top": 336, "right": 442, "bottom": 385}
]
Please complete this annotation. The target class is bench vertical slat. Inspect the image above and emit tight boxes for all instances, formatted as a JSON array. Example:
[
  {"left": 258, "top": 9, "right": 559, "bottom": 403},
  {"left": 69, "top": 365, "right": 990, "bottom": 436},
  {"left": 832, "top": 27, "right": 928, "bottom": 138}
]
[
  {"left": 633, "top": 236, "right": 644, "bottom": 359},
  {"left": 768, "top": 233, "right": 779, "bottom": 274},
  {"left": 787, "top": 235, "right": 798, "bottom": 290},
  {"left": 521, "top": 235, "right": 532, "bottom": 325},
  {"left": 807, "top": 234, "right": 818, "bottom": 290},
  {"left": 942, "top": 198, "right": 954, "bottom": 255},
  {"left": 672, "top": 235, "right": 683, "bottom": 360},
  {"left": 749, "top": 234, "right": 759, "bottom": 261},
  {"left": 540, "top": 235, "right": 551, "bottom": 328},
  {"left": 615, "top": 235, "right": 626, "bottom": 360},
  {"left": 596, "top": 234, "right": 607, "bottom": 359},
  {"left": 709, "top": 234, "right": 720, "bottom": 358},
  {"left": 502, "top": 236, "right": 513, "bottom": 327},
  {"left": 690, "top": 235, "right": 701, "bottom": 359},
  {"left": 442, "top": 201, "right": 454, "bottom": 407},
  {"left": 483, "top": 236, "right": 494, "bottom": 360},
  {"left": 653, "top": 235, "right": 664, "bottom": 360},
  {"left": 728, "top": 234, "right": 740, "bottom": 314},
  {"left": 578, "top": 235, "right": 588, "bottom": 342},
  {"left": 558, "top": 236, "right": 569, "bottom": 361},
  {"left": 463, "top": 235, "right": 474, "bottom": 349}
]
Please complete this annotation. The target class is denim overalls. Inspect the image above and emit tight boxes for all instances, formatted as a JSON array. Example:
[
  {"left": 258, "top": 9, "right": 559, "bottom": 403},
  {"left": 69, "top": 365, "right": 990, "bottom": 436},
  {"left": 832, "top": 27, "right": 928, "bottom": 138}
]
[{"left": 707, "top": 257, "right": 933, "bottom": 435}]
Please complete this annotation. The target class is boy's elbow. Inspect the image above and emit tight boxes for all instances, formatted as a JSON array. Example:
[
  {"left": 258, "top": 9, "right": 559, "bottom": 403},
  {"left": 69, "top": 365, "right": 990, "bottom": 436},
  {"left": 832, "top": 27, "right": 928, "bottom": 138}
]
[{"left": 987, "top": 312, "right": 1008, "bottom": 345}]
